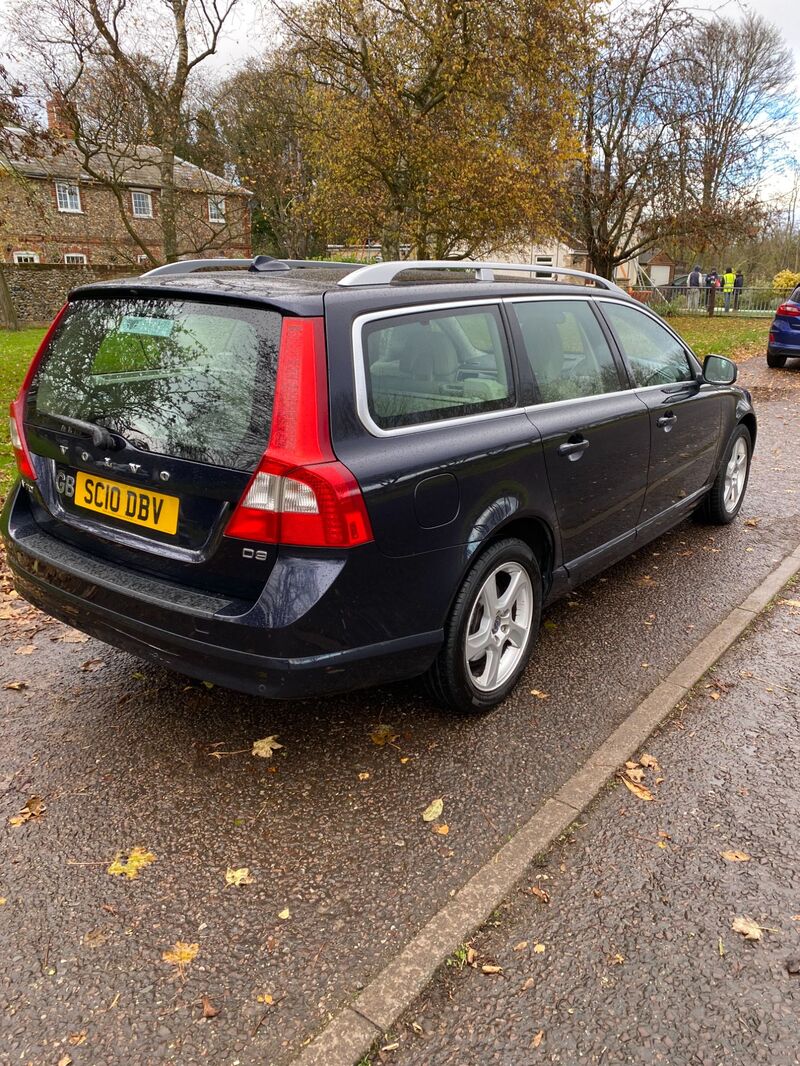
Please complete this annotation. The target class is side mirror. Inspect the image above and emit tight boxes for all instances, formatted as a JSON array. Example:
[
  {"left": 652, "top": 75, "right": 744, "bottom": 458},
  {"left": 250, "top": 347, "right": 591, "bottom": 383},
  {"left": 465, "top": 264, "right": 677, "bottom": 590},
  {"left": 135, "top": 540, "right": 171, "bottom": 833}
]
[{"left": 703, "top": 354, "right": 737, "bottom": 385}]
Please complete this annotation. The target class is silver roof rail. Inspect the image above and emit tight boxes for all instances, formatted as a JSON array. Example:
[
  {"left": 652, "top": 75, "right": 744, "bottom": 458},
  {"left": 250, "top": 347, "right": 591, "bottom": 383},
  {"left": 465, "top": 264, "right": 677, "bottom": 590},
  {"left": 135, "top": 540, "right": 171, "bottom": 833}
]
[
  {"left": 338, "top": 259, "right": 625, "bottom": 293},
  {"left": 140, "top": 256, "right": 352, "bottom": 278}
]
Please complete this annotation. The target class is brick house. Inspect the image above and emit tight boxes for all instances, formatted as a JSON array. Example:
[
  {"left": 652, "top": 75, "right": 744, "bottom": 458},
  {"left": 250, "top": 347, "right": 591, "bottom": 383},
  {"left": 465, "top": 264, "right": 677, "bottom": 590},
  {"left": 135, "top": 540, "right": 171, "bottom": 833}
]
[{"left": 1, "top": 104, "right": 251, "bottom": 267}]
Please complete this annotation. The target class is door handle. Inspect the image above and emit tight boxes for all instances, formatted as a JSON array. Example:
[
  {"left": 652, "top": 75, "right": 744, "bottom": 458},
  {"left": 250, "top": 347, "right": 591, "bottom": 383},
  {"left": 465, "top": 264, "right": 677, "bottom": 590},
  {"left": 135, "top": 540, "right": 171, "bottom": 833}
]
[
  {"left": 558, "top": 437, "right": 590, "bottom": 458},
  {"left": 657, "top": 412, "right": 677, "bottom": 428}
]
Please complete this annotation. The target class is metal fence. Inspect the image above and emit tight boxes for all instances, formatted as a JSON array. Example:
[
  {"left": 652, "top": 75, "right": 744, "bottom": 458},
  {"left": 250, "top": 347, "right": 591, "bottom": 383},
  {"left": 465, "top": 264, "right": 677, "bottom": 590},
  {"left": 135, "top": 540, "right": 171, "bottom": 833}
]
[{"left": 628, "top": 285, "right": 795, "bottom": 317}]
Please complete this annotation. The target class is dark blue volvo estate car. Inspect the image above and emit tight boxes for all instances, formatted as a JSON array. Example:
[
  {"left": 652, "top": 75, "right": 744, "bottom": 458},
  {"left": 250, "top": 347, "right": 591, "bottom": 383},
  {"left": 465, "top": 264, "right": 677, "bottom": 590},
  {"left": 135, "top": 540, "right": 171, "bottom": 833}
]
[
  {"left": 2, "top": 259, "right": 756, "bottom": 712},
  {"left": 767, "top": 284, "right": 800, "bottom": 367}
]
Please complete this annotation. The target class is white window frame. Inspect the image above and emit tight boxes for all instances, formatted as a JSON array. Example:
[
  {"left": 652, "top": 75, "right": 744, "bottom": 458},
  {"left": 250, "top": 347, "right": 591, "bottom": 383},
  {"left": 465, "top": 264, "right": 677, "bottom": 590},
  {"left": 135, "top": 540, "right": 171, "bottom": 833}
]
[
  {"left": 13, "top": 251, "right": 40, "bottom": 264},
  {"left": 55, "top": 181, "right": 82, "bottom": 213},
  {"left": 208, "top": 195, "right": 226, "bottom": 223},
  {"left": 131, "top": 189, "right": 153, "bottom": 219},
  {"left": 64, "top": 253, "right": 87, "bottom": 265},
  {"left": 136, "top": 253, "right": 151, "bottom": 265}
]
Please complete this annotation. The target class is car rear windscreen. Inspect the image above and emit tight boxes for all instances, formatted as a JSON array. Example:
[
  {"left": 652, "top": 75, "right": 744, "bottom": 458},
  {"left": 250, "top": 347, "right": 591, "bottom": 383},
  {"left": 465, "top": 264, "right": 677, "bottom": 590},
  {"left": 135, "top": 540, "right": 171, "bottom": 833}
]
[{"left": 28, "top": 297, "right": 282, "bottom": 470}]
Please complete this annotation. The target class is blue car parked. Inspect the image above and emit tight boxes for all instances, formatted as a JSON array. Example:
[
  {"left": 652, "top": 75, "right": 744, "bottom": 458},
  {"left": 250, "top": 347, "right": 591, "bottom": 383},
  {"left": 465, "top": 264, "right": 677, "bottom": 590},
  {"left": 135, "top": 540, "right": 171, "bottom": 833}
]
[{"left": 768, "top": 285, "right": 800, "bottom": 367}]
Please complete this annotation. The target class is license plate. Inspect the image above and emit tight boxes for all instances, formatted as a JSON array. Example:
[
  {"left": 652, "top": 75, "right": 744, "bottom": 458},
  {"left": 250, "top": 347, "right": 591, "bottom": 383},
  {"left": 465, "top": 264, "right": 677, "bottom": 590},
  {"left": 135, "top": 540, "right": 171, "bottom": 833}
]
[{"left": 74, "top": 471, "right": 179, "bottom": 535}]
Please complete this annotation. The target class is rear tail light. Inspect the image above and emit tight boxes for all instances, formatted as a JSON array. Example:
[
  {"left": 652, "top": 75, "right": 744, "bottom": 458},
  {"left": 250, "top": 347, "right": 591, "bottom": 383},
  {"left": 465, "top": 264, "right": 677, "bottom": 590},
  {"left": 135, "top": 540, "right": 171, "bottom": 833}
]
[
  {"left": 776, "top": 302, "right": 800, "bottom": 317},
  {"left": 9, "top": 303, "right": 69, "bottom": 482},
  {"left": 225, "top": 317, "right": 373, "bottom": 548}
]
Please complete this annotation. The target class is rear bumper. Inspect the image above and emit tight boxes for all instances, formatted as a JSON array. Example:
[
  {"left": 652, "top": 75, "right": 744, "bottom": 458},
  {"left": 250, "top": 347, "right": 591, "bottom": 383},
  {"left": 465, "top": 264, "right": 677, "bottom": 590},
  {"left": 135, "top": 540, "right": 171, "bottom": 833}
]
[{"left": 2, "top": 484, "right": 443, "bottom": 699}]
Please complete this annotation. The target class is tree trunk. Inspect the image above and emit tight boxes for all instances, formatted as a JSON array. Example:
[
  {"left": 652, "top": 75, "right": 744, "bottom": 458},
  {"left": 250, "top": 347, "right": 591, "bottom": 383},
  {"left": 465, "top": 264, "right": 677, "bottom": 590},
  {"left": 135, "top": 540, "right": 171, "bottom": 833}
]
[
  {"left": 0, "top": 267, "right": 18, "bottom": 331},
  {"left": 159, "top": 124, "right": 179, "bottom": 262}
]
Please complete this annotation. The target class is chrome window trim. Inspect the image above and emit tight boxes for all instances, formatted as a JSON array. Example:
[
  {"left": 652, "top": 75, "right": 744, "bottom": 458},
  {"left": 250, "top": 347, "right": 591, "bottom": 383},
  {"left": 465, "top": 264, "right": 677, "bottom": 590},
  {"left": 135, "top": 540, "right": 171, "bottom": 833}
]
[
  {"left": 351, "top": 299, "right": 521, "bottom": 438},
  {"left": 350, "top": 293, "right": 702, "bottom": 438}
]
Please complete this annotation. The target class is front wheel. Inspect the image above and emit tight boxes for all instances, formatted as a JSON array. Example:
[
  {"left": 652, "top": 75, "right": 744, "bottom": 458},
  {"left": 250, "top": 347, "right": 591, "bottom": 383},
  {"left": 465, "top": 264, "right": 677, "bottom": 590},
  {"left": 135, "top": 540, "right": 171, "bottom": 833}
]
[
  {"left": 426, "top": 538, "right": 542, "bottom": 714},
  {"left": 697, "top": 424, "right": 752, "bottom": 525},
  {"left": 767, "top": 350, "right": 787, "bottom": 368}
]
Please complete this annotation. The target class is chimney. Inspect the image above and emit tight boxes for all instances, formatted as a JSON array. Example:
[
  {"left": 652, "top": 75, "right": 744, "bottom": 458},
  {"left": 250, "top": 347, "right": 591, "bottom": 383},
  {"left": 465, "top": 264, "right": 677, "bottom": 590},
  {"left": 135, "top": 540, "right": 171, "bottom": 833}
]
[{"left": 46, "top": 96, "right": 74, "bottom": 139}]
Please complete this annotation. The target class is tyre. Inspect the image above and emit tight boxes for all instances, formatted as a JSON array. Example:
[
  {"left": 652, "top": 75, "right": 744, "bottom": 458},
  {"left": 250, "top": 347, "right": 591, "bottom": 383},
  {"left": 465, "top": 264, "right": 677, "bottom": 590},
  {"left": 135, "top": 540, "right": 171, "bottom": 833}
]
[
  {"left": 696, "top": 424, "right": 752, "bottom": 525},
  {"left": 767, "top": 349, "right": 787, "bottom": 368},
  {"left": 426, "top": 537, "right": 542, "bottom": 714}
]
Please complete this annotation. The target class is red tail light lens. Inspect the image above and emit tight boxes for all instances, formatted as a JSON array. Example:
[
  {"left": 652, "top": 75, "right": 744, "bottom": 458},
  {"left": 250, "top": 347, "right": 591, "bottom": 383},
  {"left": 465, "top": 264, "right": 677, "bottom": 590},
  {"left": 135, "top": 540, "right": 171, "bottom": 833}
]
[
  {"left": 9, "top": 303, "right": 69, "bottom": 482},
  {"left": 225, "top": 317, "right": 373, "bottom": 548},
  {"left": 776, "top": 302, "right": 800, "bottom": 317}
]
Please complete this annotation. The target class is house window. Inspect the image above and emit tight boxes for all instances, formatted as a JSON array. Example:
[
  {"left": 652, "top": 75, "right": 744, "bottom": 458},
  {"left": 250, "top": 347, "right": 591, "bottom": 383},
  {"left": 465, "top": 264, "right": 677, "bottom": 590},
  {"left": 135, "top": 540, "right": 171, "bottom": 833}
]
[
  {"left": 131, "top": 190, "right": 153, "bottom": 218},
  {"left": 136, "top": 254, "right": 150, "bottom": 265},
  {"left": 13, "top": 251, "right": 40, "bottom": 264},
  {"left": 208, "top": 195, "right": 226, "bottom": 223},
  {"left": 64, "top": 253, "right": 87, "bottom": 265},
  {"left": 55, "top": 182, "right": 82, "bottom": 213},
  {"left": 534, "top": 255, "right": 554, "bottom": 279}
]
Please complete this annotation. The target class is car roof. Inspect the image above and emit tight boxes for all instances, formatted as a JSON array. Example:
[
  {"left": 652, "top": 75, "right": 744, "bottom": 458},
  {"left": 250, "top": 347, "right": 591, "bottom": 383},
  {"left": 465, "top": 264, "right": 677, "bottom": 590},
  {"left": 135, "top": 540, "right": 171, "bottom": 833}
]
[{"left": 70, "top": 267, "right": 640, "bottom": 317}]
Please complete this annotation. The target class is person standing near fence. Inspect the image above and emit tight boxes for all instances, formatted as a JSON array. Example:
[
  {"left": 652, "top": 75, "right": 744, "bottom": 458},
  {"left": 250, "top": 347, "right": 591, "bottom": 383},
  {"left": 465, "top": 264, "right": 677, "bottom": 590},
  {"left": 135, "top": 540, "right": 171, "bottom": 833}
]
[
  {"left": 706, "top": 269, "right": 719, "bottom": 314},
  {"left": 688, "top": 265, "right": 703, "bottom": 310},
  {"left": 722, "top": 266, "right": 736, "bottom": 312},
  {"left": 734, "top": 270, "right": 744, "bottom": 311}
]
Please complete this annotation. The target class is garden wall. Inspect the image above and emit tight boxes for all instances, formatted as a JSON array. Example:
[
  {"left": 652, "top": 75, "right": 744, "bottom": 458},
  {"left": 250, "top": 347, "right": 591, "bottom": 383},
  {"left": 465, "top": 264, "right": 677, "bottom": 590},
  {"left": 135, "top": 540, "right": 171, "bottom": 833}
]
[{"left": 1, "top": 263, "right": 135, "bottom": 325}]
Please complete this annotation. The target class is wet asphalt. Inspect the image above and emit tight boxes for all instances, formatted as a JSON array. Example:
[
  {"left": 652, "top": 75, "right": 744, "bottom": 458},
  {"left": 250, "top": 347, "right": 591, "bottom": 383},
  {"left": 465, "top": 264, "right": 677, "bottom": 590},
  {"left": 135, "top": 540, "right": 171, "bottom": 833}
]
[
  {"left": 388, "top": 570, "right": 800, "bottom": 1066},
  {"left": 1, "top": 355, "right": 800, "bottom": 1066}
]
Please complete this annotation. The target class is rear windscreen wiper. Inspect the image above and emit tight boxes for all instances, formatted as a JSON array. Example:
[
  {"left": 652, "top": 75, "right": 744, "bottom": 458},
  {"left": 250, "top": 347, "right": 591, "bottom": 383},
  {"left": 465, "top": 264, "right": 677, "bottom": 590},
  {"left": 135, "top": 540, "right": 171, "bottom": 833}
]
[{"left": 45, "top": 414, "right": 121, "bottom": 450}]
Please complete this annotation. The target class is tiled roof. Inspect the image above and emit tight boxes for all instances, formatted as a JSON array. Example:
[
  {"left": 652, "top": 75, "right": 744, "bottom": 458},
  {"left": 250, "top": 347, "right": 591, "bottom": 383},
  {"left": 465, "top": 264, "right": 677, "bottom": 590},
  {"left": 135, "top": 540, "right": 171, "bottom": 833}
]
[{"left": 1, "top": 129, "right": 250, "bottom": 197}]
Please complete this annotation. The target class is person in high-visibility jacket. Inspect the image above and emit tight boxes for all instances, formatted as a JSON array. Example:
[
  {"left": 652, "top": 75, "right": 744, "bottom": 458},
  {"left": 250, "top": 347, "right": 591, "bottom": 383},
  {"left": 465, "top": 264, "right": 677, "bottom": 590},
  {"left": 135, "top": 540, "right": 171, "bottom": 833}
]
[{"left": 722, "top": 267, "right": 737, "bottom": 313}]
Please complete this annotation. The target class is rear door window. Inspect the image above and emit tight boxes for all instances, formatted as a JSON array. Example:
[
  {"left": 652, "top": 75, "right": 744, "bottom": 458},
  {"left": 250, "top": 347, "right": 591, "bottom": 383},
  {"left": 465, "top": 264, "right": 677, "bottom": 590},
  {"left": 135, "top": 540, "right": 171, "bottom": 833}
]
[
  {"left": 29, "top": 297, "right": 282, "bottom": 469},
  {"left": 511, "top": 299, "right": 623, "bottom": 403},
  {"left": 361, "top": 305, "right": 513, "bottom": 429},
  {"left": 601, "top": 302, "right": 694, "bottom": 387}
]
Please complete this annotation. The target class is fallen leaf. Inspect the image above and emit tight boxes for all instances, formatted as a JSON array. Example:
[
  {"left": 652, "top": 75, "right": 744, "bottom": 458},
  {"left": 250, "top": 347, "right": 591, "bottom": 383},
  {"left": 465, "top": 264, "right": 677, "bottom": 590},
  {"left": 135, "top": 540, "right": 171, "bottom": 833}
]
[
  {"left": 640, "top": 753, "right": 661, "bottom": 771},
  {"left": 422, "top": 797, "right": 444, "bottom": 822},
  {"left": 530, "top": 886, "right": 550, "bottom": 904},
  {"left": 625, "top": 760, "right": 640, "bottom": 769},
  {"left": 721, "top": 850, "right": 751, "bottom": 863},
  {"left": 530, "top": 689, "right": 550, "bottom": 700},
  {"left": 718, "top": 937, "right": 725, "bottom": 957},
  {"left": 277, "top": 907, "right": 291, "bottom": 920},
  {"left": 358, "top": 772, "right": 370, "bottom": 781},
  {"left": 0, "top": 898, "right": 6, "bottom": 905},
  {"left": 3, "top": 680, "right": 28, "bottom": 691},
  {"left": 58, "top": 1055, "right": 73, "bottom": 1066},
  {"left": 60, "top": 629, "right": 88, "bottom": 643},
  {"left": 625, "top": 766, "right": 645, "bottom": 783},
  {"left": 201, "top": 680, "right": 215, "bottom": 690},
  {"left": 252, "top": 735, "right": 283, "bottom": 758},
  {"left": 778, "top": 598, "right": 800, "bottom": 608},
  {"left": 163, "top": 941, "right": 200, "bottom": 975},
  {"left": 481, "top": 963, "right": 502, "bottom": 974},
  {"left": 8, "top": 795, "right": 46, "bottom": 827},
  {"left": 709, "top": 691, "right": 721, "bottom": 701},
  {"left": 370, "top": 724, "right": 399, "bottom": 746},
  {"left": 225, "top": 867, "right": 254, "bottom": 887},
  {"left": 620, "top": 776, "right": 654, "bottom": 801},
  {"left": 608, "top": 952, "right": 625, "bottom": 965},
  {"left": 15, "top": 644, "right": 35, "bottom": 655},
  {"left": 521, "top": 977, "right": 535, "bottom": 990},
  {"left": 256, "top": 992, "right": 274, "bottom": 1005},
  {"left": 533, "top": 943, "right": 545, "bottom": 954},
  {"left": 732, "top": 916, "right": 762, "bottom": 941},
  {"left": 107, "top": 847, "right": 156, "bottom": 879},
  {"left": 466, "top": 947, "right": 477, "bottom": 965},
  {"left": 80, "top": 658, "right": 105, "bottom": 672},
  {"left": 744, "top": 517, "right": 760, "bottom": 528},
  {"left": 531, "top": 1030, "right": 544, "bottom": 1049},
  {"left": 434, "top": 823, "right": 450, "bottom": 836},
  {"left": 201, "top": 995, "right": 219, "bottom": 1018},
  {"left": 381, "top": 1043, "right": 400, "bottom": 1053},
  {"left": 68, "top": 1031, "right": 87, "bottom": 1046},
  {"left": 399, "top": 756, "right": 412, "bottom": 765},
  {"left": 514, "top": 940, "right": 529, "bottom": 951}
]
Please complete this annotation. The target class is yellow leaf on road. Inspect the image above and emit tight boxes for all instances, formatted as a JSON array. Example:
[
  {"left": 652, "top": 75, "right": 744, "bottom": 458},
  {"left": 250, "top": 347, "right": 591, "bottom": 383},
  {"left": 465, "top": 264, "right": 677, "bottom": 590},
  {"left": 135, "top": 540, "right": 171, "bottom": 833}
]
[
  {"left": 422, "top": 797, "right": 444, "bottom": 822},
  {"left": 533, "top": 943, "right": 546, "bottom": 954},
  {"left": 639, "top": 753, "right": 661, "bottom": 771},
  {"left": 8, "top": 796, "right": 46, "bottom": 827},
  {"left": 107, "top": 847, "right": 156, "bottom": 879},
  {"left": 225, "top": 867, "right": 254, "bottom": 887},
  {"left": 721, "top": 850, "right": 751, "bottom": 863},
  {"left": 530, "top": 689, "right": 550, "bottom": 700},
  {"left": 370, "top": 724, "right": 399, "bottom": 746},
  {"left": 621, "top": 776, "right": 654, "bottom": 801},
  {"left": 732, "top": 916, "right": 762, "bottom": 941},
  {"left": 434, "top": 823, "right": 449, "bottom": 835},
  {"left": 531, "top": 1029, "right": 544, "bottom": 1048},
  {"left": 162, "top": 941, "right": 199, "bottom": 974},
  {"left": 778, "top": 598, "right": 800, "bottom": 608},
  {"left": 277, "top": 907, "right": 291, "bottom": 920},
  {"left": 358, "top": 772, "right": 370, "bottom": 780},
  {"left": 252, "top": 735, "right": 283, "bottom": 758}
]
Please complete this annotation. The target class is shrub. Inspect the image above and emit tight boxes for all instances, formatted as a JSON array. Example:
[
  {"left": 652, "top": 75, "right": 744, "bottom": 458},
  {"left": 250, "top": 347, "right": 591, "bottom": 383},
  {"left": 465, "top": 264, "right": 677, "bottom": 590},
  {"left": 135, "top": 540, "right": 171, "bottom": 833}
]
[{"left": 772, "top": 269, "right": 800, "bottom": 296}]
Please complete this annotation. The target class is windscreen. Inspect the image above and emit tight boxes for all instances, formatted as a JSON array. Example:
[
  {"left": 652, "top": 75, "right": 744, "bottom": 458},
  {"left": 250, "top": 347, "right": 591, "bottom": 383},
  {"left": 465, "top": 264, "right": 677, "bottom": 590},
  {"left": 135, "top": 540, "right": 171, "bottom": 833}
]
[{"left": 28, "top": 296, "right": 282, "bottom": 470}]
